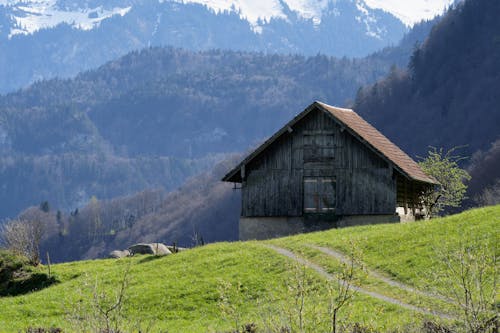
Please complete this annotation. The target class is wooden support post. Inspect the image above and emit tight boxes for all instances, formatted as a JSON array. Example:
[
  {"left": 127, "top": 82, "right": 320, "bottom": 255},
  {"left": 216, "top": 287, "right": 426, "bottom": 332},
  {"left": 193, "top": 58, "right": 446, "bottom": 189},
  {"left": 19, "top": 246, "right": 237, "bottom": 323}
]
[
  {"left": 240, "top": 164, "right": 246, "bottom": 180},
  {"left": 46, "top": 252, "right": 51, "bottom": 278},
  {"left": 404, "top": 179, "right": 408, "bottom": 215}
]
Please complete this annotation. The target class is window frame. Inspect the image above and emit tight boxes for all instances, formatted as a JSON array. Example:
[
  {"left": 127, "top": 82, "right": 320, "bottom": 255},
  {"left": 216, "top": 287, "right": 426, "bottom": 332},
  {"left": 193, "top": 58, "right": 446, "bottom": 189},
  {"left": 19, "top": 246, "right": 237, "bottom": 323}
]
[
  {"left": 303, "top": 176, "right": 337, "bottom": 214},
  {"left": 303, "top": 133, "right": 335, "bottom": 163}
]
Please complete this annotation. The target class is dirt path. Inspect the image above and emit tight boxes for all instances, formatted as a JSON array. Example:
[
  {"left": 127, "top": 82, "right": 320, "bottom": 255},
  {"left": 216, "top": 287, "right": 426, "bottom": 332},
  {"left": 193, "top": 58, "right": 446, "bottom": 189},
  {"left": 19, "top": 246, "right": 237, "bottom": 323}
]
[
  {"left": 307, "top": 244, "right": 454, "bottom": 304},
  {"left": 265, "top": 244, "right": 455, "bottom": 320}
]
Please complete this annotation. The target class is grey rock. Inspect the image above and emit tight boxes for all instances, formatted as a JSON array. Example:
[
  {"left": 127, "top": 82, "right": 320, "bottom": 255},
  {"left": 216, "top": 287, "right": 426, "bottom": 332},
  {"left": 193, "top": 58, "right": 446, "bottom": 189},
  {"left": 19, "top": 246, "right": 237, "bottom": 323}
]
[
  {"left": 109, "top": 249, "right": 130, "bottom": 259},
  {"left": 128, "top": 243, "right": 171, "bottom": 256}
]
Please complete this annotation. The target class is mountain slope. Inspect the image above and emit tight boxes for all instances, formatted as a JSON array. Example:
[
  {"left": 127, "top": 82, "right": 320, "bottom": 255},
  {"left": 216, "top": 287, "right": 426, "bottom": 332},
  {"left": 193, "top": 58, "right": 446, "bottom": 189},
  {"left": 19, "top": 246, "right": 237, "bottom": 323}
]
[
  {"left": 0, "top": 0, "right": 413, "bottom": 93},
  {"left": 0, "top": 47, "right": 397, "bottom": 219},
  {"left": 38, "top": 158, "right": 242, "bottom": 262},
  {"left": 0, "top": 205, "right": 497, "bottom": 332},
  {"left": 354, "top": 0, "right": 500, "bottom": 158}
]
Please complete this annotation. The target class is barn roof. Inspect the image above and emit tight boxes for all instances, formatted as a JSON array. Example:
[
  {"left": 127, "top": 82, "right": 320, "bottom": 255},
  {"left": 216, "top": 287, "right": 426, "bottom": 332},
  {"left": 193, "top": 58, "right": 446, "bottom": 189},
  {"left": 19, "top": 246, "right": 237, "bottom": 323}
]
[{"left": 222, "top": 101, "right": 438, "bottom": 185}]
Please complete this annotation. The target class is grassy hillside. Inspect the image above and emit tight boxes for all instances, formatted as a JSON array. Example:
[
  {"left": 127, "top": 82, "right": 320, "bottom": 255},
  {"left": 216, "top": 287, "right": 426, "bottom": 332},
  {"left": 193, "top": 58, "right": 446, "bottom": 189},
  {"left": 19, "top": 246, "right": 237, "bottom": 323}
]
[{"left": 0, "top": 206, "right": 497, "bottom": 332}]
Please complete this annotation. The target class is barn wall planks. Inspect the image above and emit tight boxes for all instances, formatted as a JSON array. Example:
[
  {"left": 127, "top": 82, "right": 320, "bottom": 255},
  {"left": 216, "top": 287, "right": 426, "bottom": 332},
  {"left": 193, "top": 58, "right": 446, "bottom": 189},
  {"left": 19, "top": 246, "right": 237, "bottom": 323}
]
[{"left": 241, "top": 107, "right": 397, "bottom": 218}]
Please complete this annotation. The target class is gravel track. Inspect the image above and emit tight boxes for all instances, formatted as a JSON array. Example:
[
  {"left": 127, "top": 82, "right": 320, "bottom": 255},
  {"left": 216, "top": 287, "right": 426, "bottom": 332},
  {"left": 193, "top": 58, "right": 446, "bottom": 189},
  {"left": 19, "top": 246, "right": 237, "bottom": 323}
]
[
  {"left": 307, "top": 244, "right": 454, "bottom": 304},
  {"left": 265, "top": 244, "right": 455, "bottom": 320}
]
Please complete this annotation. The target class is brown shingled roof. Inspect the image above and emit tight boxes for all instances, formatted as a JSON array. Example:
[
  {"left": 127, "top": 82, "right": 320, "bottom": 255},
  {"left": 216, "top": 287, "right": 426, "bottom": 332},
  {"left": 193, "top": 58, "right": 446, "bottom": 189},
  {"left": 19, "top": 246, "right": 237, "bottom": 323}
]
[
  {"left": 316, "top": 102, "right": 438, "bottom": 184},
  {"left": 223, "top": 101, "right": 438, "bottom": 185}
]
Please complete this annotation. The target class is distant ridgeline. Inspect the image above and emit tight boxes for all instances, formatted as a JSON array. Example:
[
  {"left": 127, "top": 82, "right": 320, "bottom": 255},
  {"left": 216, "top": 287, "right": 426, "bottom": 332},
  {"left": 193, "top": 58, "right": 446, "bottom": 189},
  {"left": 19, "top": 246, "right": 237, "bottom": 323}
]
[{"left": 0, "top": 0, "right": 408, "bottom": 93}]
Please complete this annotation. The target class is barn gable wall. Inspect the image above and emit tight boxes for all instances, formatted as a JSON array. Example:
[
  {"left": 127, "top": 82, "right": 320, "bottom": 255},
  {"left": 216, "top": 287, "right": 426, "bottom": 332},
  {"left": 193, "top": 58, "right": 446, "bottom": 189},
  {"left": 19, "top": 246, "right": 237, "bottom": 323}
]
[{"left": 241, "top": 107, "right": 396, "bottom": 218}]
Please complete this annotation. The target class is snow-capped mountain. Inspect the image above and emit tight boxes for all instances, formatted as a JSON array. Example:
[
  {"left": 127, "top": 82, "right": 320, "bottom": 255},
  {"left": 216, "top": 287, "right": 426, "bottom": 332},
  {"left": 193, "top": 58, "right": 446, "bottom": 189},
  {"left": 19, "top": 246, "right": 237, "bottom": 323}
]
[
  {"left": 0, "top": 0, "right": 452, "bottom": 37},
  {"left": 0, "top": 0, "right": 131, "bottom": 37},
  {"left": 363, "top": 0, "right": 454, "bottom": 26},
  {"left": 1, "top": 2, "right": 130, "bottom": 37},
  {"left": 0, "top": 0, "right": 450, "bottom": 93}
]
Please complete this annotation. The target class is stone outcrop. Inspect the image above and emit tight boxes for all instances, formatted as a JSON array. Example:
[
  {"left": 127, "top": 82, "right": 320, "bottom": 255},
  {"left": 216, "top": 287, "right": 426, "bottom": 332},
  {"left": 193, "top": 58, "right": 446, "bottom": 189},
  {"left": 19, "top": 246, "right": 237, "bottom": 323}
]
[
  {"left": 128, "top": 243, "right": 172, "bottom": 256},
  {"left": 108, "top": 249, "right": 130, "bottom": 259},
  {"left": 109, "top": 242, "right": 186, "bottom": 259}
]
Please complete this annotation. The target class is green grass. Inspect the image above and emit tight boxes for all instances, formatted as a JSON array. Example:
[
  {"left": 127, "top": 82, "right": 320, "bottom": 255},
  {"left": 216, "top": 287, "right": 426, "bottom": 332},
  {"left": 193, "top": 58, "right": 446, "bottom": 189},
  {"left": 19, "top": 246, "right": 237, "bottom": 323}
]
[
  {"left": 0, "top": 205, "right": 498, "bottom": 332},
  {"left": 269, "top": 205, "right": 499, "bottom": 294}
]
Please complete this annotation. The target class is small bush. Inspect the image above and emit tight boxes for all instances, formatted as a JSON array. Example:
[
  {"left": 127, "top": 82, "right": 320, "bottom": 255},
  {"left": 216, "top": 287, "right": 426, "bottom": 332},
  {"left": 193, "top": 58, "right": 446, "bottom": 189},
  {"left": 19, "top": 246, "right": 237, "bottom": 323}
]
[{"left": 0, "top": 249, "right": 57, "bottom": 296}]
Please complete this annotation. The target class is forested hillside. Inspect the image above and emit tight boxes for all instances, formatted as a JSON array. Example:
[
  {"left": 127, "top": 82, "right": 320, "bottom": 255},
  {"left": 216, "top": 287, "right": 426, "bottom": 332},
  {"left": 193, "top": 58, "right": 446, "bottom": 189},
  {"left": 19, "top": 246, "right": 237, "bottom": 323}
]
[
  {"left": 0, "top": 47, "right": 399, "bottom": 219},
  {"left": 354, "top": 0, "right": 500, "bottom": 159},
  {"left": 466, "top": 138, "right": 500, "bottom": 206},
  {"left": 34, "top": 157, "right": 241, "bottom": 262}
]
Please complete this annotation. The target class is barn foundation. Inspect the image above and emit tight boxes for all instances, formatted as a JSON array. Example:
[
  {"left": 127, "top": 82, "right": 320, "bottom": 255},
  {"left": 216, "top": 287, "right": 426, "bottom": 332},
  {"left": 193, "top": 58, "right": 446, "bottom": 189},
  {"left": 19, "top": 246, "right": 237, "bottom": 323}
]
[{"left": 240, "top": 214, "right": 400, "bottom": 240}]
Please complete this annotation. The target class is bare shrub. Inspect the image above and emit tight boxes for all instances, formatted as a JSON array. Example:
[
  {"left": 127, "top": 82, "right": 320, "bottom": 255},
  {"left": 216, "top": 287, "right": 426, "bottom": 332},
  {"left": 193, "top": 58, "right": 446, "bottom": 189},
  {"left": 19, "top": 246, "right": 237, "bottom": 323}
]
[
  {"left": 433, "top": 237, "right": 498, "bottom": 333},
  {"left": 218, "top": 279, "right": 247, "bottom": 332},
  {"left": 67, "top": 266, "right": 130, "bottom": 333},
  {"left": 475, "top": 179, "right": 500, "bottom": 207},
  {"left": 0, "top": 218, "right": 44, "bottom": 265},
  {"left": 327, "top": 244, "right": 365, "bottom": 333},
  {"left": 66, "top": 262, "right": 159, "bottom": 333},
  {"left": 282, "top": 262, "right": 317, "bottom": 333}
]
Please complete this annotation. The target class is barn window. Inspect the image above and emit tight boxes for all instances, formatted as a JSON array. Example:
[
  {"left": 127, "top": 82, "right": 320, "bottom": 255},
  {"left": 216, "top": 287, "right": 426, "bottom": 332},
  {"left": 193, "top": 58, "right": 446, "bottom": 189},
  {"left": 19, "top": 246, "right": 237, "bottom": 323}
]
[
  {"left": 303, "top": 134, "right": 335, "bottom": 162},
  {"left": 303, "top": 177, "right": 336, "bottom": 213}
]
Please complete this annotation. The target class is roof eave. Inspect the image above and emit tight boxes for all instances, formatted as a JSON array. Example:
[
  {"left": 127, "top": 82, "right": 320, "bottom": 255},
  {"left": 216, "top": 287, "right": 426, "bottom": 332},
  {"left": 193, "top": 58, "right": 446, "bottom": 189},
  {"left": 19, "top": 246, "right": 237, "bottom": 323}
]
[
  {"left": 221, "top": 102, "right": 321, "bottom": 183},
  {"left": 222, "top": 169, "right": 242, "bottom": 183}
]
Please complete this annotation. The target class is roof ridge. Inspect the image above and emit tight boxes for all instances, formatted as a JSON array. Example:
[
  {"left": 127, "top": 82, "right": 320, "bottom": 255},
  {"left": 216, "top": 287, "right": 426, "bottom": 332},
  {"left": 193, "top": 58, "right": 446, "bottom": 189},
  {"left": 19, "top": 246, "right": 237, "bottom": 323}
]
[{"left": 315, "top": 101, "right": 353, "bottom": 112}]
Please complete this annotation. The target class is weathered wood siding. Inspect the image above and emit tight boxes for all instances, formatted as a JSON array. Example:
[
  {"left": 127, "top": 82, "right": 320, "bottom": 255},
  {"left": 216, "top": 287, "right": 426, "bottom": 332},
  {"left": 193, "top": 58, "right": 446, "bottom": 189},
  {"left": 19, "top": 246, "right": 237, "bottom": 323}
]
[{"left": 242, "top": 108, "right": 396, "bottom": 217}]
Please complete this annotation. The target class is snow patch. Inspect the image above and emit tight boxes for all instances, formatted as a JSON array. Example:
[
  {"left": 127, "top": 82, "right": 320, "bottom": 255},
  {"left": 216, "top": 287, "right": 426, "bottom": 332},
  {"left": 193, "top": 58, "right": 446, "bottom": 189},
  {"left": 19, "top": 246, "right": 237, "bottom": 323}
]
[
  {"left": 283, "top": 0, "right": 329, "bottom": 22},
  {"left": 363, "top": 0, "right": 455, "bottom": 26},
  {"left": 2, "top": 0, "right": 131, "bottom": 37},
  {"left": 172, "top": 0, "right": 286, "bottom": 32},
  {"left": 355, "top": 0, "right": 383, "bottom": 39},
  {"left": 172, "top": 0, "right": 335, "bottom": 31},
  {"left": 174, "top": 0, "right": 455, "bottom": 28}
]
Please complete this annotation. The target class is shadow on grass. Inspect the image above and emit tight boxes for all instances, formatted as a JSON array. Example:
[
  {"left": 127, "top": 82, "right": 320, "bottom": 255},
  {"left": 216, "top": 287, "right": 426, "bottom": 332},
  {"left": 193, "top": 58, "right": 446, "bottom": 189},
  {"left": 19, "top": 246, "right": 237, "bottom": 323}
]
[
  {"left": 0, "top": 273, "right": 58, "bottom": 297},
  {"left": 67, "top": 273, "right": 81, "bottom": 280},
  {"left": 137, "top": 255, "right": 167, "bottom": 264}
]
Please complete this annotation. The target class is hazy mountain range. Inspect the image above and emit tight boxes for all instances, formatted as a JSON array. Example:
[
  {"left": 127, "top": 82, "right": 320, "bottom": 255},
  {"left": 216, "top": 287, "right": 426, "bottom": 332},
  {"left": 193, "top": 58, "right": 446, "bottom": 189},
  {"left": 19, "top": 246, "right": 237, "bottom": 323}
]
[{"left": 0, "top": 0, "right": 452, "bottom": 93}]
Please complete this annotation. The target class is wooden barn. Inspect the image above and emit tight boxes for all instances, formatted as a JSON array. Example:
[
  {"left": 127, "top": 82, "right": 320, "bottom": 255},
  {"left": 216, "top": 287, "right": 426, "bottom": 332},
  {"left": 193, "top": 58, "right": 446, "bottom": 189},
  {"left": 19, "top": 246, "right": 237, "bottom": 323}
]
[{"left": 222, "top": 101, "right": 438, "bottom": 240}]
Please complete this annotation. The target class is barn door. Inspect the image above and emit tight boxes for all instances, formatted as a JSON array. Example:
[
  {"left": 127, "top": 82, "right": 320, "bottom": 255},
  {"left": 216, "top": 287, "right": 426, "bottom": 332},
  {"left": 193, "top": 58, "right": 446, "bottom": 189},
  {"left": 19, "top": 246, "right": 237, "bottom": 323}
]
[{"left": 303, "top": 177, "right": 336, "bottom": 213}]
